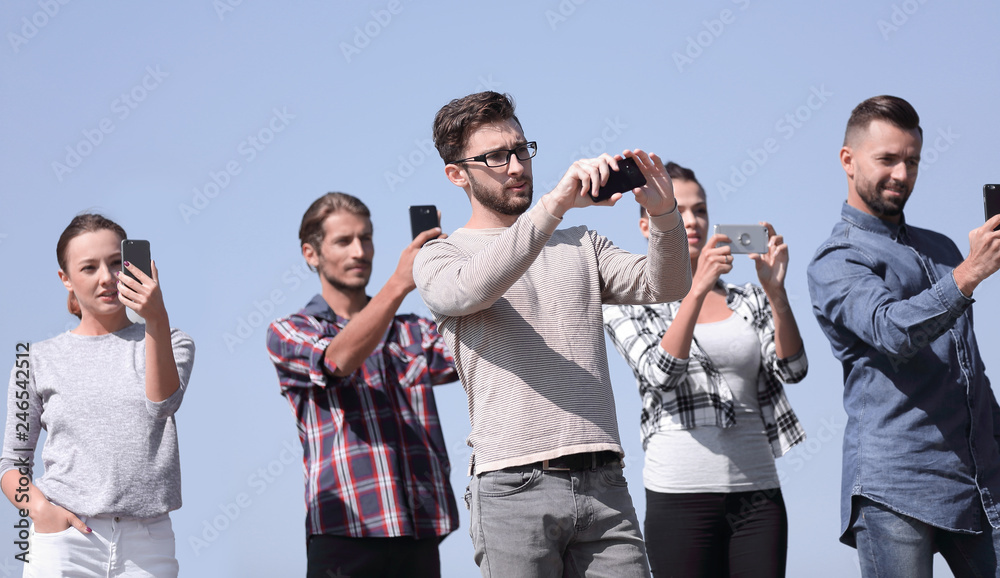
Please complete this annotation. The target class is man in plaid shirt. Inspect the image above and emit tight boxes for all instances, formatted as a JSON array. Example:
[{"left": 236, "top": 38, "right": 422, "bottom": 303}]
[{"left": 266, "top": 192, "right": 459, "bottom": 578}]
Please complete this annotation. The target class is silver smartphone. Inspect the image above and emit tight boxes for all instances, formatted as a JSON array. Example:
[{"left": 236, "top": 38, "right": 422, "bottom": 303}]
[{"left": 714, "top": 224, "right": 768, "bottom": 254}]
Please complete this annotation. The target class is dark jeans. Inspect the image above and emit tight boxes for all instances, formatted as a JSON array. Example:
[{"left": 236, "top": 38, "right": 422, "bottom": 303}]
[
  {"left": 306, "top": 534, "right": 441, "bottom": 578},
  {"left": 644, "top": 487, "right": 788, "bottom": 578}
]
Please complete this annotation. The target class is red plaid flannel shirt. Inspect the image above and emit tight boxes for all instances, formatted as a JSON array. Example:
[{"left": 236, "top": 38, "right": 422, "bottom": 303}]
[{"left": 266, "top": 294, "right": 459, "bottom": 538}]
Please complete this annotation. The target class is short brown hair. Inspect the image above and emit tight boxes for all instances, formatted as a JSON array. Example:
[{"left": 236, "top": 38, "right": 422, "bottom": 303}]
[
  {"left": 432, "top": 91, "right": 522, "bottom": 164},
  {"left": 298, "top": 192, "right": 371, "bottom": 253},
  {"left": 56, "top": 213, "right": 128, "bottom": 318},
  {"left": 844, "top": 95, "right": 922, "bottom": 146},
  {"left": 641, "top": 161, "right": 703, "bottom": 218}
]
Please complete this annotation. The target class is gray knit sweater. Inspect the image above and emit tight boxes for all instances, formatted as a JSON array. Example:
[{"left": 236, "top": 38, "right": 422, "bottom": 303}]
[{"left": 1, "top": 323, "right": 195, "bottom": 518}]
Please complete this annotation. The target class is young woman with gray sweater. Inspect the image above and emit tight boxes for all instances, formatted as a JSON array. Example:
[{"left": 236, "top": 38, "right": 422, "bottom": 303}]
[{"left": 0, "top": 214, "right": 194, "bottom": 577}]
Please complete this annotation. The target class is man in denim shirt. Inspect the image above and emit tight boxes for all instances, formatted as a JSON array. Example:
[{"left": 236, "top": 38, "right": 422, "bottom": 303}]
[{"left": 808, "top": 95, "right": 1000, "bottom": 576}]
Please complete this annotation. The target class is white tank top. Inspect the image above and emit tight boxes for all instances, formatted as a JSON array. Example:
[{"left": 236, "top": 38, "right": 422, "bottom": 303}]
[{"left": 643, "top": 311, "right": 781, "bottom": 493}]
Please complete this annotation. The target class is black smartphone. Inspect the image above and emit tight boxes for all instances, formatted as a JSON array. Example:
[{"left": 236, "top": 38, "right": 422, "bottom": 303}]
[
  {"left": 984, "top": 184, "right": 1000, "bottom": 230},
  {"left": 409, "top": 205, "right": 439, "bottom": 240},
  {"left": 121, "top": 239, "right": 152, "bottom": 283},
  {"left": 591, "top": 157, "right": 647, "bottom": 202}
]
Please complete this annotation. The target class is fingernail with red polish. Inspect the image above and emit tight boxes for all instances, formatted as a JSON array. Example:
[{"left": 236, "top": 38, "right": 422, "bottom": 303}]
[
  {"left": 124, "top": 261, "right": 130, "bottom": 267},
  {"left": 86, "top": 527, "right": 92, "bottom": 533}
]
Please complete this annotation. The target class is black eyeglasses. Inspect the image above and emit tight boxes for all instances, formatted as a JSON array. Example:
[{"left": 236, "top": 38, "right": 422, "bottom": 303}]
[{"left": 450, "top": 141, "right": 537, "bottom": 167}]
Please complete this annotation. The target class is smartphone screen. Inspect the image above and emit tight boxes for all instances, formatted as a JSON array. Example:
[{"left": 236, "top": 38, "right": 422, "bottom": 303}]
[
  {"left": 984, "top": 184, "right": 1000, "bottom": 230},
  {"left": 121, "top": 239, "right": 151, "bottom": 284},
  {"left": 409, "top": 205, "right": 439, "bottom": 240},
  {"left": 592, "top": 157, "right": 647, "bottom": 202}
]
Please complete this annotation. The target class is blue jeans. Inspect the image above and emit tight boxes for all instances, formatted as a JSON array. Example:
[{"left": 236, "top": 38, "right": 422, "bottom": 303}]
[
  {"left": 469, "top": 463, "right": 650, "bottom": 578},
  {"left": 852, "top": 497, "right": 1000, "bottom": 578}
]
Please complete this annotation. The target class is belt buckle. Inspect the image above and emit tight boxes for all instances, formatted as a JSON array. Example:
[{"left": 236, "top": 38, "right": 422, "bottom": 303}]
[{"left": 541, "top": 459, "right": 571, "bottom": 472}]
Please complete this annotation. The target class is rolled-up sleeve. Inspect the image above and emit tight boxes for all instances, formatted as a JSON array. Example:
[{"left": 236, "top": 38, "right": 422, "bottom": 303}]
[{"left": 603, "top": 304, "right": 688, "bottom": 393}]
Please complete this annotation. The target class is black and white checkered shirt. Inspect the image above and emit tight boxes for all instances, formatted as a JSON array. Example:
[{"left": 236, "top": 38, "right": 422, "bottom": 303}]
[{"left": 603, "top": 281, "right": 807, "bottom": 456}]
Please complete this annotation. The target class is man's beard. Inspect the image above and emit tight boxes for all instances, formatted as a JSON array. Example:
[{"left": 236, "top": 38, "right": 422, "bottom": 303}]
[
  {"left": 468, "top": 173, "right": 533, "bottom": 216},
  {"left": 857, "top": 177, "right": 910, "bottom": 218},
  {"left": 319, "top": 259, "right": 370, "bottom": 294}
]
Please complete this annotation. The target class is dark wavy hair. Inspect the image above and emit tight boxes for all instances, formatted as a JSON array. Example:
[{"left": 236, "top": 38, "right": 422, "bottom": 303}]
[{"left": 432, "top": 91, "right": 522, "bottom": 164}]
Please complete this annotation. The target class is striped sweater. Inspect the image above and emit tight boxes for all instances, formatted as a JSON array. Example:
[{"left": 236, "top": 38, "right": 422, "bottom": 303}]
[{"left": 414, "top": 202, "right": 690, "bottom": 474}]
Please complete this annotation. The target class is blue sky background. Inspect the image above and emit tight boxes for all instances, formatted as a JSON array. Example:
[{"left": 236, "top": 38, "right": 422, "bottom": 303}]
[{"left": 1, "top": 1, "right": 998, "bottom": 576}]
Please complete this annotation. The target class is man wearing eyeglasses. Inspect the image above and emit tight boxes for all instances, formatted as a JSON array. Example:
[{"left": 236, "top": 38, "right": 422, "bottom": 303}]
[{"left": 413, "top": 91, "right": 691, "bottom": 577}]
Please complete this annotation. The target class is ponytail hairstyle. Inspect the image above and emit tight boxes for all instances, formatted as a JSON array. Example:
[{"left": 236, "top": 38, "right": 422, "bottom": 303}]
[{"left": 56, "top": 214, "right": 128, "bottom": 318}]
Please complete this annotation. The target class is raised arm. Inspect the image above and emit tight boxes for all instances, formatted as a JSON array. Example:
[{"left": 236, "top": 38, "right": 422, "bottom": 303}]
[
  {"left": 658, "top": 234, "right": 729, "bottom": 359},
  {"left": 324, "top": 227, "right": 443, "bottom": 376},
  {"left": 414, "top": 203, "right": 560, "bottom": 317},
  {"left": 953, "top": 215, "right": 1000, "bottom": 296},
  {"left": 808, "top": 241, "right": 969, "bottom": 361},
  {"left": 751, "top": 223, "right": 803, "bottom": 361},
  {"left": 117, "top": 261, "right": 194, "bottom": 418}
]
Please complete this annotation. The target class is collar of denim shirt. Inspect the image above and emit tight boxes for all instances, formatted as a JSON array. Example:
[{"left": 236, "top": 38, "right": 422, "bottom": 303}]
[{"left": 839, "top": 202, "right": 910, "bottom": 242}]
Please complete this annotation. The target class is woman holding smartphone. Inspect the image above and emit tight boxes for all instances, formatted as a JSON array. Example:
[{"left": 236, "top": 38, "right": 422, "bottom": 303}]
[
  {"left": 0, "top": 214, "right": 194, "bottom": 577},
  {"left": 603, "top": 163, "right": 807, "bottom": 578}
]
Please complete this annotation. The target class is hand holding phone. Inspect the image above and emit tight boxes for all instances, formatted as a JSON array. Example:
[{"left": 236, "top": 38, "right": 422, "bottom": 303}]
[{"left": 591, "top": 157, "right": 647, "bottom": 202}]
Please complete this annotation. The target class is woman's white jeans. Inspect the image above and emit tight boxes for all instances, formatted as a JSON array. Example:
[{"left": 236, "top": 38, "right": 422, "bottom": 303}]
[{"left": 22, "top": 514, "right": 178, "bottom": 577}]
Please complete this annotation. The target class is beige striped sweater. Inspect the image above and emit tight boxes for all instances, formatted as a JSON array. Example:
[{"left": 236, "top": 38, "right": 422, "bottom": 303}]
[{"left": 414, "top": 202, "right": 690, "bottom": 474}]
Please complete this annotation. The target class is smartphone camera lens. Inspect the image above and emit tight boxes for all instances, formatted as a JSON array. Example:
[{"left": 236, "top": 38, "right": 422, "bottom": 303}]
[{"left": 739, "top": 233, "right": 752, "bottom": 246}]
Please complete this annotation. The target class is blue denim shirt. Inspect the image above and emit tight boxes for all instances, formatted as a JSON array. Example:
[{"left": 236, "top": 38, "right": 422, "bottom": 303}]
[{"left": 808, "top": 203, "right": 1000, "bottom": 546}]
